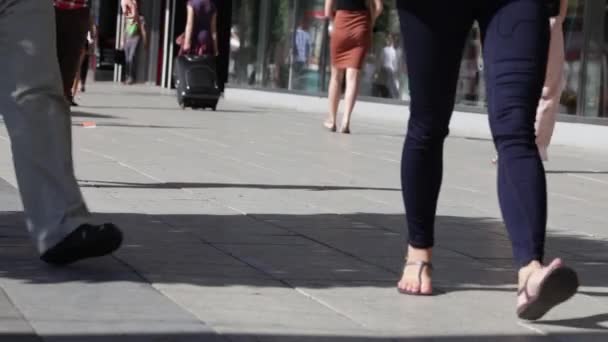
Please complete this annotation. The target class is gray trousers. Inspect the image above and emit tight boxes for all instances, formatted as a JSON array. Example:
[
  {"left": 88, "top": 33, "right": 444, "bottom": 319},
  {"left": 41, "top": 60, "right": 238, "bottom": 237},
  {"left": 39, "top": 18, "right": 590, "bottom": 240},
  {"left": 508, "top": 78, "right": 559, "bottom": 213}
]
[
  {"left": 0, "top": 0, "right": 90, "bottom": 253},
  {"left": 124, "top": 36, "right": 140, "bottom": 81}
]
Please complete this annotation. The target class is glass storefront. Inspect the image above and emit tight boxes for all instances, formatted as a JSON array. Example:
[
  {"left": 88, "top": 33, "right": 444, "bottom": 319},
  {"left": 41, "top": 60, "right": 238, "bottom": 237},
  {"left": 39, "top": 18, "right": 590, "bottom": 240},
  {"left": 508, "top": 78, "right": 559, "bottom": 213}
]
[
  {"left": 228, "top": 0, "right": 608, "bottom": 119},
  {"left": 579, "top": 0, "right": 608, "bottom": 117},
  {"left": 91, "top": 0, "right": 164, "bottom": 85}
]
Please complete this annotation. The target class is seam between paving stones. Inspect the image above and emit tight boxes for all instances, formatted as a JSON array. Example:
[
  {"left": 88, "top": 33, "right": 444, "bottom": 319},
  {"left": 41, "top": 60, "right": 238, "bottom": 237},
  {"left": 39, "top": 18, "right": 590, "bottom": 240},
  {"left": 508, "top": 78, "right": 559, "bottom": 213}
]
[
  {"left": 156, "top": 213, "right": 379, "bottom": 334},
  {"left": 71, "top": 151, "right": 375, "bottom": 333},
  {"left": 109, "top": 253, "right": 229, "bottom": 340},
  {"left": 67, "top": 113, "right": 596, "bottom": 339},
  {"left": 0, "top": 286, "right": 44, "bottom": 342}
]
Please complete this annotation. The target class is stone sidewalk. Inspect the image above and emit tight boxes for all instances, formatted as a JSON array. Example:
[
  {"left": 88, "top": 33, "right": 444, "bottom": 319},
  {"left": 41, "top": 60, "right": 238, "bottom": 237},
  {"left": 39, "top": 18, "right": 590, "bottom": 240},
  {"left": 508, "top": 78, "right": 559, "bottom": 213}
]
[{"left": 0, "top": 83, "right": 606, "bottom": 341}]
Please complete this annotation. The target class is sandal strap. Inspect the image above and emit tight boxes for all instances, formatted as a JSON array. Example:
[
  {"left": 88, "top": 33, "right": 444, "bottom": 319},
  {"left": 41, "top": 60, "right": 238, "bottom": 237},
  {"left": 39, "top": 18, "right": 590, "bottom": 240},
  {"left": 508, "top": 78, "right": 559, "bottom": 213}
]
[
  {"left": 517, "top": 272, "right": 533, "bottom": 299},
  {"left": 404, "top": 261, "right": 433, "bottom": 285},
  {"left": 405, "top": 260, "right": 433, "bottom": 269}
]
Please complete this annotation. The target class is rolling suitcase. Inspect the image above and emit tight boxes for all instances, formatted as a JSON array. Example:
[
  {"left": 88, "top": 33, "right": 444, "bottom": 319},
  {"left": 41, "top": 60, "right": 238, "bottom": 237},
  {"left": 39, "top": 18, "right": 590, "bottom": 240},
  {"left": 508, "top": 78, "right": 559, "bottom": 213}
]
[{"left": 174, "top": 55, "right": 221, "bottom": 110}]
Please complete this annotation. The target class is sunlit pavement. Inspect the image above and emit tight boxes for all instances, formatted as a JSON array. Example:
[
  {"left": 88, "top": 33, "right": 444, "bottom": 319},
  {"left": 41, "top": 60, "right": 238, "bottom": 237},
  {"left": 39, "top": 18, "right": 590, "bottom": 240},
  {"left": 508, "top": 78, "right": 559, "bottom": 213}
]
[{"left": 0, "top": 82, "right": 606, "bottom": 341}]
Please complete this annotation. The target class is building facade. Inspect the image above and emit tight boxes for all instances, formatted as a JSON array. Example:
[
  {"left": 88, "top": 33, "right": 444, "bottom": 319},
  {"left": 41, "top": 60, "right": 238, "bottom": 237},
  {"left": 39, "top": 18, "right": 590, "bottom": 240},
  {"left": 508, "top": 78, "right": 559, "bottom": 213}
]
[
  {"left": 226, "top": 0, "right": 608, "bottom": 119},
  {"left": 95, "top": 0, "right": 608, "bottom": 119}
]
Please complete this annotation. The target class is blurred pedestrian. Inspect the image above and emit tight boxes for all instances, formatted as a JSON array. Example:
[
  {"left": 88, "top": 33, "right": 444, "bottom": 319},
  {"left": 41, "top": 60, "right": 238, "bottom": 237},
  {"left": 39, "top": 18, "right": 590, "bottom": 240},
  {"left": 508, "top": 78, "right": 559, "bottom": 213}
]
[
  {"left": 183, "top": 0, "right": 218, "bottom": 56},
  {"left": 377, "top": 34, "right": 399, "bottom": 99},
  {"left": 213, "top": 0, "right": 232, "bottom": 94},
  {"left": 72, "top": 19, "right": 96, "bottom": 103},
  {"left": 122, "top": 1, "right": 147, "bottom": 85},
  {"left": 0, "top": 0, "right": 131, "bottom": 265},
  {"left": 324, "top": 0, "right": 383, "bottom": 134},
  {"left": 54, "top": 0, "right": 91, "bottom": 106},
  {"left": 293, "top": 20, "right": 312, "bottom": 89},
  {"left": 396, "top": 0, "right": 578, "bottom": 320}
]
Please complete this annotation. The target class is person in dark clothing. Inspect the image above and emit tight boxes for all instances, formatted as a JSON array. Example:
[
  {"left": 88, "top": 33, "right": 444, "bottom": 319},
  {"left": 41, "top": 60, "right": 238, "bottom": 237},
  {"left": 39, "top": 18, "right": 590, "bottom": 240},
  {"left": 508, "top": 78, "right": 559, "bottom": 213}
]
[
  {"left": 213, "top": 0, "right": 232, "bottom": 93},
  {"left": 72, "top": 20, "right": 96, "bottom": 99},
  {"left": 395, "top": 0, "right": 578, "bottom": 321},
  {"left": 54, "top": 0, "right": 91, "bottom": 106},
  {"left": 183, "top": 0, "right": 218, "bottom": 56}
]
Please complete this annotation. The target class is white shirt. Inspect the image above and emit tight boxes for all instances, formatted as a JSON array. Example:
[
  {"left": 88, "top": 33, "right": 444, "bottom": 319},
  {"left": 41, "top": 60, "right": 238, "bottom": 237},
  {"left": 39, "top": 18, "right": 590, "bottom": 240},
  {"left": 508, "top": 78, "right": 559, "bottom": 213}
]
[{"left": 381, "top": 46, "right": 398, "bottom": 72}]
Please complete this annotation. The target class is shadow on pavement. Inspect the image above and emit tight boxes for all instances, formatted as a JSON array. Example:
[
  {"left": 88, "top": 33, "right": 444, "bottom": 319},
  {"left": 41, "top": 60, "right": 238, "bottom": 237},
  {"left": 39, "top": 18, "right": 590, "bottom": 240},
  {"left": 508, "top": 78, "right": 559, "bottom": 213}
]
[
  {"left": 532, "top": 313, "right": 608, "bottom": 331},
  {"left": 70, "top": 111, "right": 122, "bottom": 119},
  {"left": 77, "top": 180, "right": 400, "bottom": 192},
  {"left": 1, "top": 332, "right": 607, "bottom": 342},
  {"left": 1, "top": 211, "right": 607, "bottom": 333},
  {"left": 1, "top": 212, "right": 606, "bottom": 288},
  {"left": 71, "top": 123, "right": 195, "bottom": 129},
  {"left": 79, "top": 105, "right": 182, "bottom": 111},
  {"left": 545, "top": 170, "right": 608, "bottom": 175},
  {"left": 77, "top": 105, "right": 273, "bottom": 114}
]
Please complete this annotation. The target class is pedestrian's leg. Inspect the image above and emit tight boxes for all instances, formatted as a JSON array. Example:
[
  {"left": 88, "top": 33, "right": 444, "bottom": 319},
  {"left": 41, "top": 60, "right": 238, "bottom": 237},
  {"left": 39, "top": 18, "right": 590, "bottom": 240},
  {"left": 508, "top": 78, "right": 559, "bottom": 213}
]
[
  {"left": 55, "top": 8, "right": 89, "bottom": 102},
  {"left": 387, "top": 71, "right": 400, "bottom": 99},
  {"left": 129, "top": 40, "right": 139, "bottom": 82},
  {"left": 124, "top": 37, "right": 140, "bottom": 84},
  {"left": 80, "top": 53, "right": 90, "bottom": 92},
  {"left": 0, "top": 0, "right": 122, "bottom": 263},
  {"left": 536, "top": 11, "right": 566, "bottom": 161},
  {"left": 71, "top": 48, "right": 86, "bottom": 101},
  {"left": 480, "top": 0, "right": 577, "bottom": 319},
  {"left": 124, "top": 40, "right": 132, "bottom": 83},
  {"left": 339, "top": 68, "right": 361, "bottom": 134},
  {"left": 396, "top": 1, "right": 473, "bottom": 295},
  {"left": 325, "top": 66, "right": 344, "bottom": 131}
]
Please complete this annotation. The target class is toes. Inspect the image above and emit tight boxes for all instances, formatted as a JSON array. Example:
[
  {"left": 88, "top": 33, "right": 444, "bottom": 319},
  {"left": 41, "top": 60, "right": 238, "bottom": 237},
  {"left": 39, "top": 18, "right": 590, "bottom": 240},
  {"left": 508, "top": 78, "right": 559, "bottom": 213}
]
[
  {"left": 406, "top": 282, "right": 421, "bottom": 294},
  {"left": 398, "top": 280, "right": 421, "bottom": 294}
]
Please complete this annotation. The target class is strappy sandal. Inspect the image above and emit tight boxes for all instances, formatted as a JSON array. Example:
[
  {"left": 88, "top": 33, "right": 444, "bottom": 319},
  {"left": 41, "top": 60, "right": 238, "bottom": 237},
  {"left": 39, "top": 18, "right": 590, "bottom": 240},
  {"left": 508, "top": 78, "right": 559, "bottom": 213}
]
[
  {"left": 397, "top": 261, "right": 433, "bottom": 296},
  {"left": 517, "top": 260, "right": 579, "bottom": 320}
]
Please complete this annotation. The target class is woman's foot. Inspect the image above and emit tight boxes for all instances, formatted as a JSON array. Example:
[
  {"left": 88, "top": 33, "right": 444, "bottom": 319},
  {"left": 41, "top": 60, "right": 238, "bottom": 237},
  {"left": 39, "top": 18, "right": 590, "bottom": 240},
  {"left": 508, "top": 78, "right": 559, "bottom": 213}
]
[
  {"left": 339, "top": 125, "right": 350, "bottom": 134},
  {"left": 397, "top": 246, "right": 433, "bottom": 295},
  {"left": 324, "top": 118, "right": 336, "bottom": 132},
  {"left": 517, "top": 258, "right": 579, "bottom": 320}
]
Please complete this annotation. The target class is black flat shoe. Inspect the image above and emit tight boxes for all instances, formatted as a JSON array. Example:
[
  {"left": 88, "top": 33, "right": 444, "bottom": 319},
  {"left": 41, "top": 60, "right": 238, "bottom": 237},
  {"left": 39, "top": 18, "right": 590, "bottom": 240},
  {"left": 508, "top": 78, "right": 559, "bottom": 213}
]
[{"left": 41, "top": 223, "right": 123, "bottom": 266}]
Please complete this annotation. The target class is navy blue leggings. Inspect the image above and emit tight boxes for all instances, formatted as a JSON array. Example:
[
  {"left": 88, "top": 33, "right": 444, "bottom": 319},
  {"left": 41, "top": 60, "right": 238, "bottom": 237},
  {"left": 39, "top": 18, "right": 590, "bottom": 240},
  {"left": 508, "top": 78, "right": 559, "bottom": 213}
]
[{"left": 398, "top": 0, "right": 550, "bottom": 267}]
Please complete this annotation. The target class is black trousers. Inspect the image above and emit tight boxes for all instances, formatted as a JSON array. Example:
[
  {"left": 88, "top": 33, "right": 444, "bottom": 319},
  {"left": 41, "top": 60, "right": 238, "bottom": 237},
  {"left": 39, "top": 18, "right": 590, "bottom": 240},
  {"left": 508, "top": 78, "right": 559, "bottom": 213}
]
[
  {"left": 398, "top": 0, "right": 550, "bottom": 267},
  {"left": 55, "top": 7, "right": 89, "bottom": 101},
  {"left": 213, "top": 0, "right": 232, "bottom": 93}
]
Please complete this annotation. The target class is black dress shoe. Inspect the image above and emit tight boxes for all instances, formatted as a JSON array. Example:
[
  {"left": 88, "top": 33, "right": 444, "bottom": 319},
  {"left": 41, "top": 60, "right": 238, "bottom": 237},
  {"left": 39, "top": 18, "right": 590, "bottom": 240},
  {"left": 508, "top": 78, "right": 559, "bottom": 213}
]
[{"left": 40, "top": 223, "right": 123, "bottom": 266}]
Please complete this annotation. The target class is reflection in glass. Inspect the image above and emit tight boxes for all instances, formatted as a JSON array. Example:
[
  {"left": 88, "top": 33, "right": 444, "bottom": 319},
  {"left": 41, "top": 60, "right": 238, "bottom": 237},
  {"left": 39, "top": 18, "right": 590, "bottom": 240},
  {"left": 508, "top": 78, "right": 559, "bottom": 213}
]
[
  {"left": 580, "top": 0, "right": 607, "bottom": 117},
  {"left": 227, "top": 0, "right": 607, "bottom": 119},
  {"left": 230, "top": 0, "right": 260, "bottom": 86},
  {"left": 456, "top": 25, "right": 484, "bottom": 107}
]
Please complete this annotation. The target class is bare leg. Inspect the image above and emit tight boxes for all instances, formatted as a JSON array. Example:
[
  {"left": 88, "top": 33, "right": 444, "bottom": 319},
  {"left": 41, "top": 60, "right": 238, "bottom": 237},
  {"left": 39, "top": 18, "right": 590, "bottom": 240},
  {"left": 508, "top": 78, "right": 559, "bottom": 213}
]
[
  {"left": 535, "top": 5, "right": 566, "bottom": 161},
  {"left": 326, "top": 66, "right": 344, "bottom": 131},
  {"left": 340, "top": 68, "right": 361, "bottom": 134},
  {"left": 71, "top": 49, "right": 86, "bottom": 100}
]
